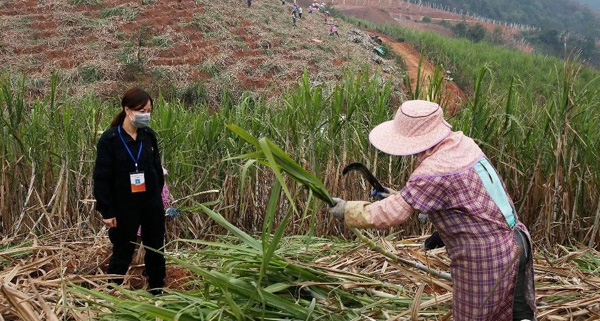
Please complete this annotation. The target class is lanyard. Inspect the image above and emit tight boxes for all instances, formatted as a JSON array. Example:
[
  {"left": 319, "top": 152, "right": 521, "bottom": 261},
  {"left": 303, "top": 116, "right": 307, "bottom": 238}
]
[{"left": 117, "top": 126, "right": 143, "bottom": 172}]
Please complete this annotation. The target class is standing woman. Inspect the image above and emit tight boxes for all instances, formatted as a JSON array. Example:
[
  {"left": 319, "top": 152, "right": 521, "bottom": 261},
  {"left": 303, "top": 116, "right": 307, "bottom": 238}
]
[
  {"left": 329, "top": 100, "right": 536, "bottom": 321},
  {"left": 93, "top": 88, "right": 166, "bottom": 294}
]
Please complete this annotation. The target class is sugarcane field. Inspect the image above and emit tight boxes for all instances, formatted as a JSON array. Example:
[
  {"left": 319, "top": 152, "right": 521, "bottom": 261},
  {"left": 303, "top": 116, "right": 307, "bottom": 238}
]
[{"left": 2, "top": 0, "right": 600, "bottom": 320}]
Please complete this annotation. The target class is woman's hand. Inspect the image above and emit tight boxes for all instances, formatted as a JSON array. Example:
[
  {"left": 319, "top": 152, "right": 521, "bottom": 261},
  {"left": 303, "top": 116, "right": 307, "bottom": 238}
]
[{"left": 103, "top": 217, "right": 117, "bottom": 228}]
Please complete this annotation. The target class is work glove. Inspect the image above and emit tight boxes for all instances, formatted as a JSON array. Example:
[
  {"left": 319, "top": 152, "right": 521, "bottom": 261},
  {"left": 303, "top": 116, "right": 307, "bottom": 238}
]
[
  {"left": 328, "top": 197, "right": 346, "bottom": 221},
  {"left": 418, "top": 213, "right": 429, "bottom": 224},
  {"left": 423, "top": 231, "right": 445, "bottom": 250},
  {"left": 165, "top": 207, "right": 179, "bottom": 219}
]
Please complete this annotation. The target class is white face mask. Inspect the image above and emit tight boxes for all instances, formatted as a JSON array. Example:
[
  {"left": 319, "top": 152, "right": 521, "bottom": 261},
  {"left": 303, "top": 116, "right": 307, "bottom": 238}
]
[{"left": 129, "top": 112, "right": 151, "bottom": 128}]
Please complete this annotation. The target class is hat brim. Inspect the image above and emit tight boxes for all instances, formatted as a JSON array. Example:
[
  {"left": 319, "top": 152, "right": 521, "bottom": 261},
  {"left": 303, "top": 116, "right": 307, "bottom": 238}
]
[{"left": 369, "top": 120, "right": 452, "bottom": 156}]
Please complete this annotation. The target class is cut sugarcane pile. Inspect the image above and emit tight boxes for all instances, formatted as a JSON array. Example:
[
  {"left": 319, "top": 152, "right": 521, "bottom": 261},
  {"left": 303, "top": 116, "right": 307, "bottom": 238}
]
[{"left": 1, "top": 230, "right": 599, "bottom": 320}]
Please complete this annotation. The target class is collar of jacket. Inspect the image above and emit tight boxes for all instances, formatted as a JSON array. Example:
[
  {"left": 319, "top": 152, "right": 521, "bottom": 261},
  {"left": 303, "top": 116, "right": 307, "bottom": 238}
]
[{"left": 107, "top": 126, "right": 151, "bottom": 143}]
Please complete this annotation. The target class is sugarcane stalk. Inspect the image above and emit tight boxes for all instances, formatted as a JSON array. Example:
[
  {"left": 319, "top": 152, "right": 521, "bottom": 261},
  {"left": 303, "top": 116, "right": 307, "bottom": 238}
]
[{"left": 350, "top": 228, "right": 452, "bottom": 281}]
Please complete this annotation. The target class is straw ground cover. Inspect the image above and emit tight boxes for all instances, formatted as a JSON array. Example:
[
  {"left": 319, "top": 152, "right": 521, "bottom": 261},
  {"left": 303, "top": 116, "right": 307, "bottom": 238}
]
[
  {"left": 0, "top": 0, "right": 391, "bottom": 102},
  {"left": 1, "top": 212, "right": 599, "bottom": 319}
]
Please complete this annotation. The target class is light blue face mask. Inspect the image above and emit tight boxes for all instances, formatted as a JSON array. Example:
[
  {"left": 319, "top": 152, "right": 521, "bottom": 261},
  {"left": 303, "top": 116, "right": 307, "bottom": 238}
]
[{"left": 130, "top": 112, "right": 151, "bottom": 128}]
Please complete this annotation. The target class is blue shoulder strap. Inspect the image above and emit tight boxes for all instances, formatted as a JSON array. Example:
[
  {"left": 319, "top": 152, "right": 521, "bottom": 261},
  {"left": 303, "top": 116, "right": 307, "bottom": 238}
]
[{"left": 474, "top": 158, "right": 516, "bottom": 228}]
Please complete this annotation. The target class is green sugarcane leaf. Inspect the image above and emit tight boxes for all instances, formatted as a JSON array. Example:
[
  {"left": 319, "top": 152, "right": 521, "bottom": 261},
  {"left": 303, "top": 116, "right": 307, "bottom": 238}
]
[
  {"left": 263, "top": 283, "right": 292, "bottom": 293},
  {"left": 262, "top": 180, "right": 281, "bottom": 239},
  {"left": 267, "top": 154, "right": 332, "bottom": 203},
  {"left": 70, "top": 285, "right": 144, "bottom": 317},
  {"left": 225, "top": 151, "right": 265, "bottom": 162},
  {"left": 221, "top": 288, "right": 244, "bottom": 321},
  {"left": 305, "top": 298, "right": 317, "bottom": 321},
  {"left": 211, "top": 271, "right": 310, "bottom": 319},
  {"left": 128, "top": 304, "right": 199, "bottom": 321},
  {"left": 258, "top": 137, "right": 296, "bottom": 211},
  {"left": 260, "top": 206, "right": 293, "bottom": 286},
  {"left": 226, "top": 124, "right": 260, "bottom": 147},
  {"left": 172, "top": 238, "right": 261, "bottom": 255},
  {"left": 180, "top": 264, "right": 310, "bottom": 319},
  {"left": 198, "top": 204, "right": 261, "bottom": 251},
  {"left": 265, "top": 140, "right": 333, "bottom": 203},
  {"left": 70, "top": 285, "right": 123, "bottom": 304},
  {"left": 259, "top": 180, "right": 282, "bottom": 285},
  {"left": 227, "top": 125, "right": 334, "bottom": 205}
]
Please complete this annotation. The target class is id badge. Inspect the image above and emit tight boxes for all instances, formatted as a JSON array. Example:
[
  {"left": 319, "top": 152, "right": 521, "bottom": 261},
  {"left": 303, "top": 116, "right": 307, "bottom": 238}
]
[{"left": 130, "top": 171, "right": 146, "bottom": 193}]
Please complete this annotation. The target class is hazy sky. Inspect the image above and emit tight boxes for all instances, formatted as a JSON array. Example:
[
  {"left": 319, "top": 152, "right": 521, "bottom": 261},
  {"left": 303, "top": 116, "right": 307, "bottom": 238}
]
[{"left": 576, "top": 0, "right": 600, "bottom": 10}]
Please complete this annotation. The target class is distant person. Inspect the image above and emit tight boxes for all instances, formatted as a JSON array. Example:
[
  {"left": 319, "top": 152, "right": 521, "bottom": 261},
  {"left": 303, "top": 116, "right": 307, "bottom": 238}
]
[
  {"left": 292, "top": 3, "right": 298, "bottom": 16},
  {"left": 93, "top": 88, "right": 166, "bottom": 295},
  {"left": 298, "top": 6, "right": 303, "bottom": 18},
  {"left": 329, "top": 23, "right": 339, "bottom": 37},
  {"left": 308, "top": 5, "right": 313, "bottom": 13},
  {"left": 292, "top": 11, "right": 297, "bottom": 27},
  {"left": 247, "top": 0, "right": 251, "bottom": 7},
  {"left": 324, "top": 10, "right": 329, "bottom": 22},
  {"left": 281, "top": 0, "right": 285, "bottom": 5}
]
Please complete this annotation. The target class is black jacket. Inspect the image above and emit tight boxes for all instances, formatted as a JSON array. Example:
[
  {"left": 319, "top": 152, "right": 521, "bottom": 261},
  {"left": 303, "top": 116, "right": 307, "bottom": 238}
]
[{"left": 93, "top": 126, "right": 165, "bottom": 219}]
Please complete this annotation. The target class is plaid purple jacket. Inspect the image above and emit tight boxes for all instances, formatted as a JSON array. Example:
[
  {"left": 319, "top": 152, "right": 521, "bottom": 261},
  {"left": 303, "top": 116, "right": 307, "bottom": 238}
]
[{"left": 400, "top": 161, "right": 536, "bottom": 321}]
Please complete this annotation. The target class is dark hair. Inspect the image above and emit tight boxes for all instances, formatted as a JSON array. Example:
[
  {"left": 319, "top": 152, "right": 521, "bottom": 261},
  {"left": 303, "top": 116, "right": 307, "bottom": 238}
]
[{"left": 110, "top": 88, "right": 154, "bottom": 128}]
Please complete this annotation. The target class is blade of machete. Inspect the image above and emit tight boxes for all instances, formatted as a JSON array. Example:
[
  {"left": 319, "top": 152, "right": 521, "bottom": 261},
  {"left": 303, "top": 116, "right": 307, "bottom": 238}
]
[{"left": 342, "top": 162, "right": 386, "bottom": 192}]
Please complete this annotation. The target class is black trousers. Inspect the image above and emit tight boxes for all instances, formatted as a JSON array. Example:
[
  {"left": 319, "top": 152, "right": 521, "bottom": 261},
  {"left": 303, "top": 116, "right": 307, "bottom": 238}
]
[
  {"left": 107, "top": 205, "right": 165, "bottom": 289},
  {"left": 513, "top": 229, "right": 535, "bottom": 321}
]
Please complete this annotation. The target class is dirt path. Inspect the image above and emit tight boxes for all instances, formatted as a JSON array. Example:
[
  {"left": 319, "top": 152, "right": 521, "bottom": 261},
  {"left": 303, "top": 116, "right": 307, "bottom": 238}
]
[{"left": 368, "top": 30, "right": 466, "bottom": 115}]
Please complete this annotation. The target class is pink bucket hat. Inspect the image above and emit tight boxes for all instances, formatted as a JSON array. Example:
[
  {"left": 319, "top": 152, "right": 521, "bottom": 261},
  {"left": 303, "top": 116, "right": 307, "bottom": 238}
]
[{"left": 369, "top": 100, "right": 452, "bottom": 156}]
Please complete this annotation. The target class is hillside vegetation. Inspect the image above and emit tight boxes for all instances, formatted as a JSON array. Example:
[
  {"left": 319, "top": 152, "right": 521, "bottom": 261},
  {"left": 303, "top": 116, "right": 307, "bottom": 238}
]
[
  {"left": 336, "top": 13, "right": 599, "bottom": 93},
  {"left": 424, "top": 0, "right": 600, "bottom": 66},
  {"left": 425, "top": 0, "right": 600, "bottom": 37},
  {"left": 0, "top": 0, "right": 392, "bottom": 103},
  {"left": 576, "top": 0, "right": 600, "bottom": 10}
]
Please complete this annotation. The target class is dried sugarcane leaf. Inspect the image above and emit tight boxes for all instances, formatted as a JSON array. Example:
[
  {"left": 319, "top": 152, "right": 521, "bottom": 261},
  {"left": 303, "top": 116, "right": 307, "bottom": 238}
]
[
  {"left": 0, "top": 283, "right": 40, "bottom": 321},
  {"left": 410, "top": 283, "right": 425, "bottom": 321}
]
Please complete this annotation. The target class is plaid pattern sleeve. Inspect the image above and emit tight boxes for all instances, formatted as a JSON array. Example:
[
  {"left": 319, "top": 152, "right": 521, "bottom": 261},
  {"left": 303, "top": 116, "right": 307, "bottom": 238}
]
[{"left": 400, "top": 176, "right": 447, "bottom": 214}]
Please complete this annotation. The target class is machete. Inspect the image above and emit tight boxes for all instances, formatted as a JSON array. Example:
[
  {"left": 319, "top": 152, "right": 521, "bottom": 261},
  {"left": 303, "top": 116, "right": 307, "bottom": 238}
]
[
  {"left": 342, "top": 162, "right": 386, "bottom": 192},
  {"left": 342, "top": 162, "right": 446, "bottom": 250},
  {"left": 340, "top": 162, "right": 451, "bottom": 280}
]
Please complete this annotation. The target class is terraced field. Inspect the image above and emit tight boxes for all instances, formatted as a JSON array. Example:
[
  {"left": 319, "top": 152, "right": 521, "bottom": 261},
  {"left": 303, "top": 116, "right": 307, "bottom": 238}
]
[{"left": 0, "top": 0, "right": 385, "bottom": 101}]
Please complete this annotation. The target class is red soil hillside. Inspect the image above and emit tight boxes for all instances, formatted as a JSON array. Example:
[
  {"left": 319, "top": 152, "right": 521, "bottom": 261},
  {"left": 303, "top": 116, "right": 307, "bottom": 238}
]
[
  {"left": 316, "top": 0, "right": 534, "bottom": 53},
  {"left": 0, "top": 0, "right": 395, "bottom": 102},
  {"left": 369, "top": 30, "right": 466, "bottom": 114}
]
